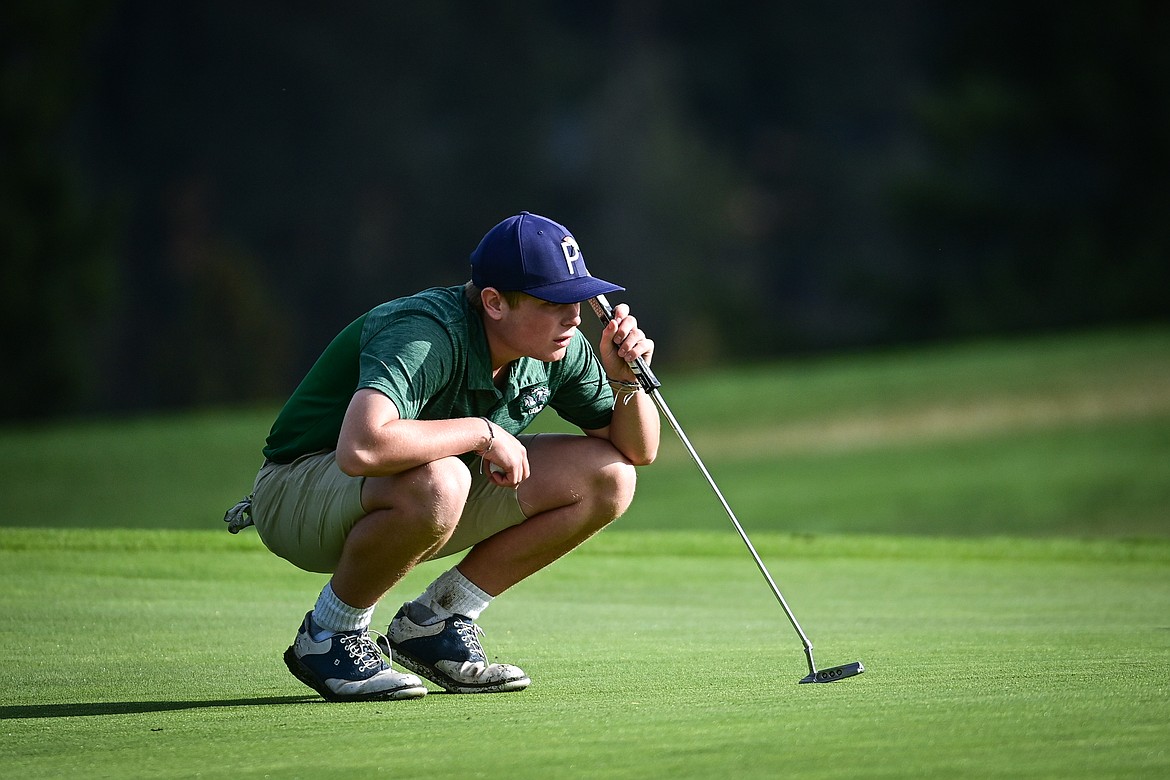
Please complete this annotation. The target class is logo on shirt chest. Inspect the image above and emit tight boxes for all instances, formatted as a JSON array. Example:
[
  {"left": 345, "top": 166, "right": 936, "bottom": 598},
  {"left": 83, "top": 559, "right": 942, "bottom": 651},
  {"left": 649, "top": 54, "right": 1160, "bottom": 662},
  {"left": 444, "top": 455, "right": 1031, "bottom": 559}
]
[{"left": 519, "top": 386, "right": 550, "bottom": 416}]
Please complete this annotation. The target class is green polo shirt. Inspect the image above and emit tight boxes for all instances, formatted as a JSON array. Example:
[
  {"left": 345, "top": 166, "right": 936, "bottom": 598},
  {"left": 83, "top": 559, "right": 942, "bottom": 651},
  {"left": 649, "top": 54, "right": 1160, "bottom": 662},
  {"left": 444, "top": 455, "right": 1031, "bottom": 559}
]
[{"left": 262, "top": 285, "right": 615, "bottom": 464}]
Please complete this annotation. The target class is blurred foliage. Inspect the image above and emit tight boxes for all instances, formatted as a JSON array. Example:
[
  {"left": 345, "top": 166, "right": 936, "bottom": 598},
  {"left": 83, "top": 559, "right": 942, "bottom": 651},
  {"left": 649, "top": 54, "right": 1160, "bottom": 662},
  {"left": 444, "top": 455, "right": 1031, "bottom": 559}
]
[
  {"left": 1, "top": 0, "right": 121, "bottom": 417},
  {"left": 1, "top": 1, "right": 1167, "bottom": 420}
]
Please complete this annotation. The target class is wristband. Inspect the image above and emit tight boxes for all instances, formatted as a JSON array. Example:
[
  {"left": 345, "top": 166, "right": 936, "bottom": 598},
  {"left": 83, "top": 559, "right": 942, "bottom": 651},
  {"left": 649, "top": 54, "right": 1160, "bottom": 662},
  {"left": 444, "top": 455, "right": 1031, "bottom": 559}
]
[
  {"left": 607, "top": 377, "right": 642, "bottom": 406},
  {"left": 477, "top": 416, "right": 495, "bottom": 454}
]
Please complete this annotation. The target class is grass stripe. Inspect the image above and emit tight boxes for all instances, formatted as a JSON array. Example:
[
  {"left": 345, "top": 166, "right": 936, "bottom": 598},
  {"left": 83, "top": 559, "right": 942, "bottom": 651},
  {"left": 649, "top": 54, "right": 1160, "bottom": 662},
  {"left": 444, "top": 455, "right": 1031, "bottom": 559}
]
[{"left": 5, "top": 526, "right": 1170, "bottom": 563}]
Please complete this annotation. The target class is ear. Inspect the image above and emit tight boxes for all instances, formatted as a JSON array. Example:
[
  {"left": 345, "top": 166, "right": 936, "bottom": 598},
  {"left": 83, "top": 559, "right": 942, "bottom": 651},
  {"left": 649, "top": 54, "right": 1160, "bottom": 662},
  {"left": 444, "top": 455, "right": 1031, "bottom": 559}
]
[{"left": 481, "top": 287, "right": 507, "bottom": 321}]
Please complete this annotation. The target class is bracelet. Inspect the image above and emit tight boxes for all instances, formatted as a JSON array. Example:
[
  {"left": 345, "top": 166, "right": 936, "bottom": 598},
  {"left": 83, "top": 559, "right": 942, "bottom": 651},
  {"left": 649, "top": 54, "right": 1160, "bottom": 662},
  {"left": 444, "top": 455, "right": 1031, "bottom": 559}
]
[
  {"left": 606, "top": 376, "right": 642, "bottom": 407},
  {"left": 477, "top": 416, "right": 495, "bottom": 454}
]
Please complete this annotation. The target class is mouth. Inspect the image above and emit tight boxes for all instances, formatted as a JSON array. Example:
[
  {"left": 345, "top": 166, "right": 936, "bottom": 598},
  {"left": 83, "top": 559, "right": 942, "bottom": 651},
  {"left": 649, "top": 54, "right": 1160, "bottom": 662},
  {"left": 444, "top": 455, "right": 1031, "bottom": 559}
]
[{"left": 553, "top": 334, "right": 574, "bottom": 348}]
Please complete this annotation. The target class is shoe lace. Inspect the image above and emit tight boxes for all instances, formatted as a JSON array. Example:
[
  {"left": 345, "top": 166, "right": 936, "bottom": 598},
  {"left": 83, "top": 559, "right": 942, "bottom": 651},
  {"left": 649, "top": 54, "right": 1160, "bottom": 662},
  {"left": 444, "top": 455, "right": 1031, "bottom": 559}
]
[
  {"left": 337, "top": 632, "right": 385, "bottom": 673},
  {"left": 453, "top": 618, "right": 487, "bottom": 662}
]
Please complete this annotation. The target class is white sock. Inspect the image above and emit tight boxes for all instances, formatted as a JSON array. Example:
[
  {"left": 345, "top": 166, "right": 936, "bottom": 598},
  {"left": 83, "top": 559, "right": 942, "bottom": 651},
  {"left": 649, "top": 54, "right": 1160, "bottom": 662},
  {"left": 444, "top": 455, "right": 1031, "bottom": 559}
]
[
  {"left": 311, "top": 581, "right": 375, "bottom": 639},
  {"left": 416, "top": 566, "right": 493, "bottom": 621}
]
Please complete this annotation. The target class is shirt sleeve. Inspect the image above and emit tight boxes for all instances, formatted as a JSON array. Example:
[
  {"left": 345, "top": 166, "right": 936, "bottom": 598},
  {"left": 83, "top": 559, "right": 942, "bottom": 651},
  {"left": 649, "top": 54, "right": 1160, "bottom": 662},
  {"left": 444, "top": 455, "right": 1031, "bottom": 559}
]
[
  {"left": 357, "top": 312, "right": 456, "bottom": 421},
  {"left": 549, "top": 332, "right": 615, "bottom": 431}
]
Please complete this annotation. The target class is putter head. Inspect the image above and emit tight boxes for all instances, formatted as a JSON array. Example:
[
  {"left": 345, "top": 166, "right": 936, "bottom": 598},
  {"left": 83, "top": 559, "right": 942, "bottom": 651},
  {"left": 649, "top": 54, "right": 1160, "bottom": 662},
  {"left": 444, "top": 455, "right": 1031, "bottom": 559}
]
[{"left": 799, "top": 661, "right": 865, "bottom": 684}]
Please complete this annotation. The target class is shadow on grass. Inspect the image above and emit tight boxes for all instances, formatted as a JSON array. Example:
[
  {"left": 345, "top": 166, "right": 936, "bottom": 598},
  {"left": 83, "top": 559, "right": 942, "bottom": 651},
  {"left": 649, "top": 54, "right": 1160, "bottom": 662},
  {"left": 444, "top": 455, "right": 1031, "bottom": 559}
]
[{"left": 0, "top": 695, "right": 320, "bottom": 719}]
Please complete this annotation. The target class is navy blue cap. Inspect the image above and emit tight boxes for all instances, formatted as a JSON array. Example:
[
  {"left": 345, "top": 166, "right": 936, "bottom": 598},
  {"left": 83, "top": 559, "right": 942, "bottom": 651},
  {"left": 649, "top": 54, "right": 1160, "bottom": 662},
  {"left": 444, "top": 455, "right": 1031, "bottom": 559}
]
[{"left": 469, "top": 212, "right": 625, "bottom": 304}]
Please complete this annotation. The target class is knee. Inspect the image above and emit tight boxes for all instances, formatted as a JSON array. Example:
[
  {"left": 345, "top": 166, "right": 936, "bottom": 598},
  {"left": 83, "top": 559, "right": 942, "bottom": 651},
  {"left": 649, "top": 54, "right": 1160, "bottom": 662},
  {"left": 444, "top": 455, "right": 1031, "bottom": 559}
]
[
  {"left": 409, "top": 456, "right": 472, "bottom": 527},
  {"left": 365, "top": 457, "right": 471, "bottom": 539},
  {"left": 592, "top": 457, "right": 638, "bottom": 521},
  {"left": 413, "top": 455, "right": 473, "bottom": 499}
]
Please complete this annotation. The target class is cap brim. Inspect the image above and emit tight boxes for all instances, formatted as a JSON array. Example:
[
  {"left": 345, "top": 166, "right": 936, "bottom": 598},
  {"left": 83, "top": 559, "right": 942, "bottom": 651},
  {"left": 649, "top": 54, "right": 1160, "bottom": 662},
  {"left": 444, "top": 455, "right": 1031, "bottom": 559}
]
[{"left": 524, "top": 276, "right": 625, "bottom": 304}]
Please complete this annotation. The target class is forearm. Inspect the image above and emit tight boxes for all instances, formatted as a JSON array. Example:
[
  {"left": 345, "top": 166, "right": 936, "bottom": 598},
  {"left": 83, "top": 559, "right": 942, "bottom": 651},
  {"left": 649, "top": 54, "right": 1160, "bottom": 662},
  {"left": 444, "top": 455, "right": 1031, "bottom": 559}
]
[
  {"left": 604, "top": 384, "right": 660, "bottom": 466},
  {"left": 337, "top": 414, "right": 491, "bottom": 477}
]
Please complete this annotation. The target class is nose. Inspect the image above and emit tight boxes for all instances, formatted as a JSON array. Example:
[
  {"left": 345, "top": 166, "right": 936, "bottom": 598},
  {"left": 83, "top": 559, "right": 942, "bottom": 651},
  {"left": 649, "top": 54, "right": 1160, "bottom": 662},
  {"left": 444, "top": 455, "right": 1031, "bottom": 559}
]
[{"left": 564, "top": 302, "right": 581, "bottom": 327}]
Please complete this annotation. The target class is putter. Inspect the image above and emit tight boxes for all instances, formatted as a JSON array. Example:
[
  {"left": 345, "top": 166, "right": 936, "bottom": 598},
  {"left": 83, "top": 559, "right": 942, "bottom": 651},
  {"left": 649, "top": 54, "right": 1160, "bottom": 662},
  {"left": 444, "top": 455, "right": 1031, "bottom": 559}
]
[{"left": 590, "top": 294, "right": 864, "bottom": 685}]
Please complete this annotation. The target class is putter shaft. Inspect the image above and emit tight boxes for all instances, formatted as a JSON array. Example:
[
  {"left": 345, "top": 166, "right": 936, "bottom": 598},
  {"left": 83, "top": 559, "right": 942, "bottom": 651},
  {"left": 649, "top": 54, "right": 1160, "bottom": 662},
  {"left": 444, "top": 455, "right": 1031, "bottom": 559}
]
[
  {"left": 646, "top": 383, "right": 820, "bottom": 674},
  {"left": 589, "top": 295, "right": 840, "bottom": 679}
]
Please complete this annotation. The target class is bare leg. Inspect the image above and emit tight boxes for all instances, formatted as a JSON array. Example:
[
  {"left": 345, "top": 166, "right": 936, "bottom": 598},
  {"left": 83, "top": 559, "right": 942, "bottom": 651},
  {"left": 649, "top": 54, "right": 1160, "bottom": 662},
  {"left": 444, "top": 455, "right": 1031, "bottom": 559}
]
[
  {"left": 381, "top": 436, "right": 635, "bottom": 694},
  {"left": 329, "top": 456, "right": 472, "bottom": 608},
  {"left": 457, "top": 434, "right": 637, "bottom": 596}
]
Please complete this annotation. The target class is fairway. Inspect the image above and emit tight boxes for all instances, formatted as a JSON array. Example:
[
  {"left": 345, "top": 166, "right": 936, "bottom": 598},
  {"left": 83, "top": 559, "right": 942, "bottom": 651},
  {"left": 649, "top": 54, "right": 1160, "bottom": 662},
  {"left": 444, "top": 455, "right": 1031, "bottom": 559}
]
[
  {"left": 2, "top": 327, "right": 1169, "bottom": 777},
  {"left": 2, "top": 529, "right": 1168, "bottom": 778}
]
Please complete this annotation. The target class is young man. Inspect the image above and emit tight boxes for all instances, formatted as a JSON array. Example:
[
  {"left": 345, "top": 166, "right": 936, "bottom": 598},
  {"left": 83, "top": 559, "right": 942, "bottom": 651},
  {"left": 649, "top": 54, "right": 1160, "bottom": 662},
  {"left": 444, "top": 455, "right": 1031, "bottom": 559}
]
[{"left": 225, "top": 211, "right": 660, "bottom": 701}]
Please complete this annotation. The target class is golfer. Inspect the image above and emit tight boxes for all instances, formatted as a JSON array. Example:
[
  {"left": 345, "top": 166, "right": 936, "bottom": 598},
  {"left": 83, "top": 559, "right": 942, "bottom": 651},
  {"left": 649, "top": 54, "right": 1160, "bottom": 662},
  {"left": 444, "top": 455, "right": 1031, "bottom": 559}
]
[{"left": 225, "top": 212, "right": 660, "bottom": 701}]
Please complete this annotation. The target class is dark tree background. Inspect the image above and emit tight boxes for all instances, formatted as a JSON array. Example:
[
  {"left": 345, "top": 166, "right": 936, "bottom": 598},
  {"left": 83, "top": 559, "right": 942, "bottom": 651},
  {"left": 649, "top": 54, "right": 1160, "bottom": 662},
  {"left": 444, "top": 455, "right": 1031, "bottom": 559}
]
[{"left": 3, "top": 0, "right": 1167, "bottom": 420}]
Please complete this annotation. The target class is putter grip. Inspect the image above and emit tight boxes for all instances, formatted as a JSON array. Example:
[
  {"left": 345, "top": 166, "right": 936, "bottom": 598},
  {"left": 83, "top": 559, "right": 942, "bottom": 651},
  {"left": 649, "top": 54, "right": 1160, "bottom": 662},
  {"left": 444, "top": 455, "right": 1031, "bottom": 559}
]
[{"left": 588, "top": 295, "right": 662, "bottom": 391}]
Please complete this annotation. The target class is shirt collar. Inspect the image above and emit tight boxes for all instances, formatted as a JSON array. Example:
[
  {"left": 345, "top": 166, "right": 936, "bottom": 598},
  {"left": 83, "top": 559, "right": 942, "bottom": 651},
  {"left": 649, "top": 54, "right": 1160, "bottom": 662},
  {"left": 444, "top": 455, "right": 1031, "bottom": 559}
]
[{"left": 463, "top": 297, "right": 496, "bottom": 392}]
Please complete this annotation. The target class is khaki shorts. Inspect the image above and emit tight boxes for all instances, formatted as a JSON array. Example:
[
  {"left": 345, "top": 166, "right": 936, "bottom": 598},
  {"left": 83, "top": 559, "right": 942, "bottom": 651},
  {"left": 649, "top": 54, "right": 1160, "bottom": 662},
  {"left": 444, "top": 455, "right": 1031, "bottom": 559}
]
[{"left": 250, "top": 442, "right": 532, "bottom": 574}]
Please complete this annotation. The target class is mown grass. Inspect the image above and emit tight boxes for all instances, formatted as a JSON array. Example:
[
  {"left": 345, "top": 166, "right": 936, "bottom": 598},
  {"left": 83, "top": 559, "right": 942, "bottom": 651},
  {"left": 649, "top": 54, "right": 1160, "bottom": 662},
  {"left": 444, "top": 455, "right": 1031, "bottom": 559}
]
[
  {"left": 2, "top": 326, "right": 1169, "bottom": 778},
  {"left": 2, "top": 529, "right": 1168, "bottom": 779}
]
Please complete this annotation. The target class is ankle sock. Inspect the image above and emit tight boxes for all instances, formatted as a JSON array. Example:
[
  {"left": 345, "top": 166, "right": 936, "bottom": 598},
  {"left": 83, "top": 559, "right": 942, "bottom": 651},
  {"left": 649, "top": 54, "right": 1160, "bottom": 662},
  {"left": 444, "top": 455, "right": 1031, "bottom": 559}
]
[
  {"left": 415, "top": 566, "right": 492, "bottom": 621},
  {"left": 310, "top": 581, "right": 375, "bottom": 639}
]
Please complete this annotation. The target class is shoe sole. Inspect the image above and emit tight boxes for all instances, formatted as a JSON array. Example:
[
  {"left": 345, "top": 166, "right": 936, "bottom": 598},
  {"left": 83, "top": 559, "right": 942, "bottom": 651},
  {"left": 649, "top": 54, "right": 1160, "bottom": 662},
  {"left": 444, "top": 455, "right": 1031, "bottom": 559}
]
[
  {"left": 282, "top": 647, "right": 429, "bottom": 702},
  {"left": 377, "top": 637, "right": 531, "bottom": 694}
]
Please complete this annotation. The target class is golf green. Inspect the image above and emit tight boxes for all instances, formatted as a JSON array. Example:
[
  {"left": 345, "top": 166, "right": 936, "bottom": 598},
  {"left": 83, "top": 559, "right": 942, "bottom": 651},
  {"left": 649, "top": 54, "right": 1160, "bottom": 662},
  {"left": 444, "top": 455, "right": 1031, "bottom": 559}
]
[{"left": 2, "top": 529, "right": 1167, "bottom": 778}]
